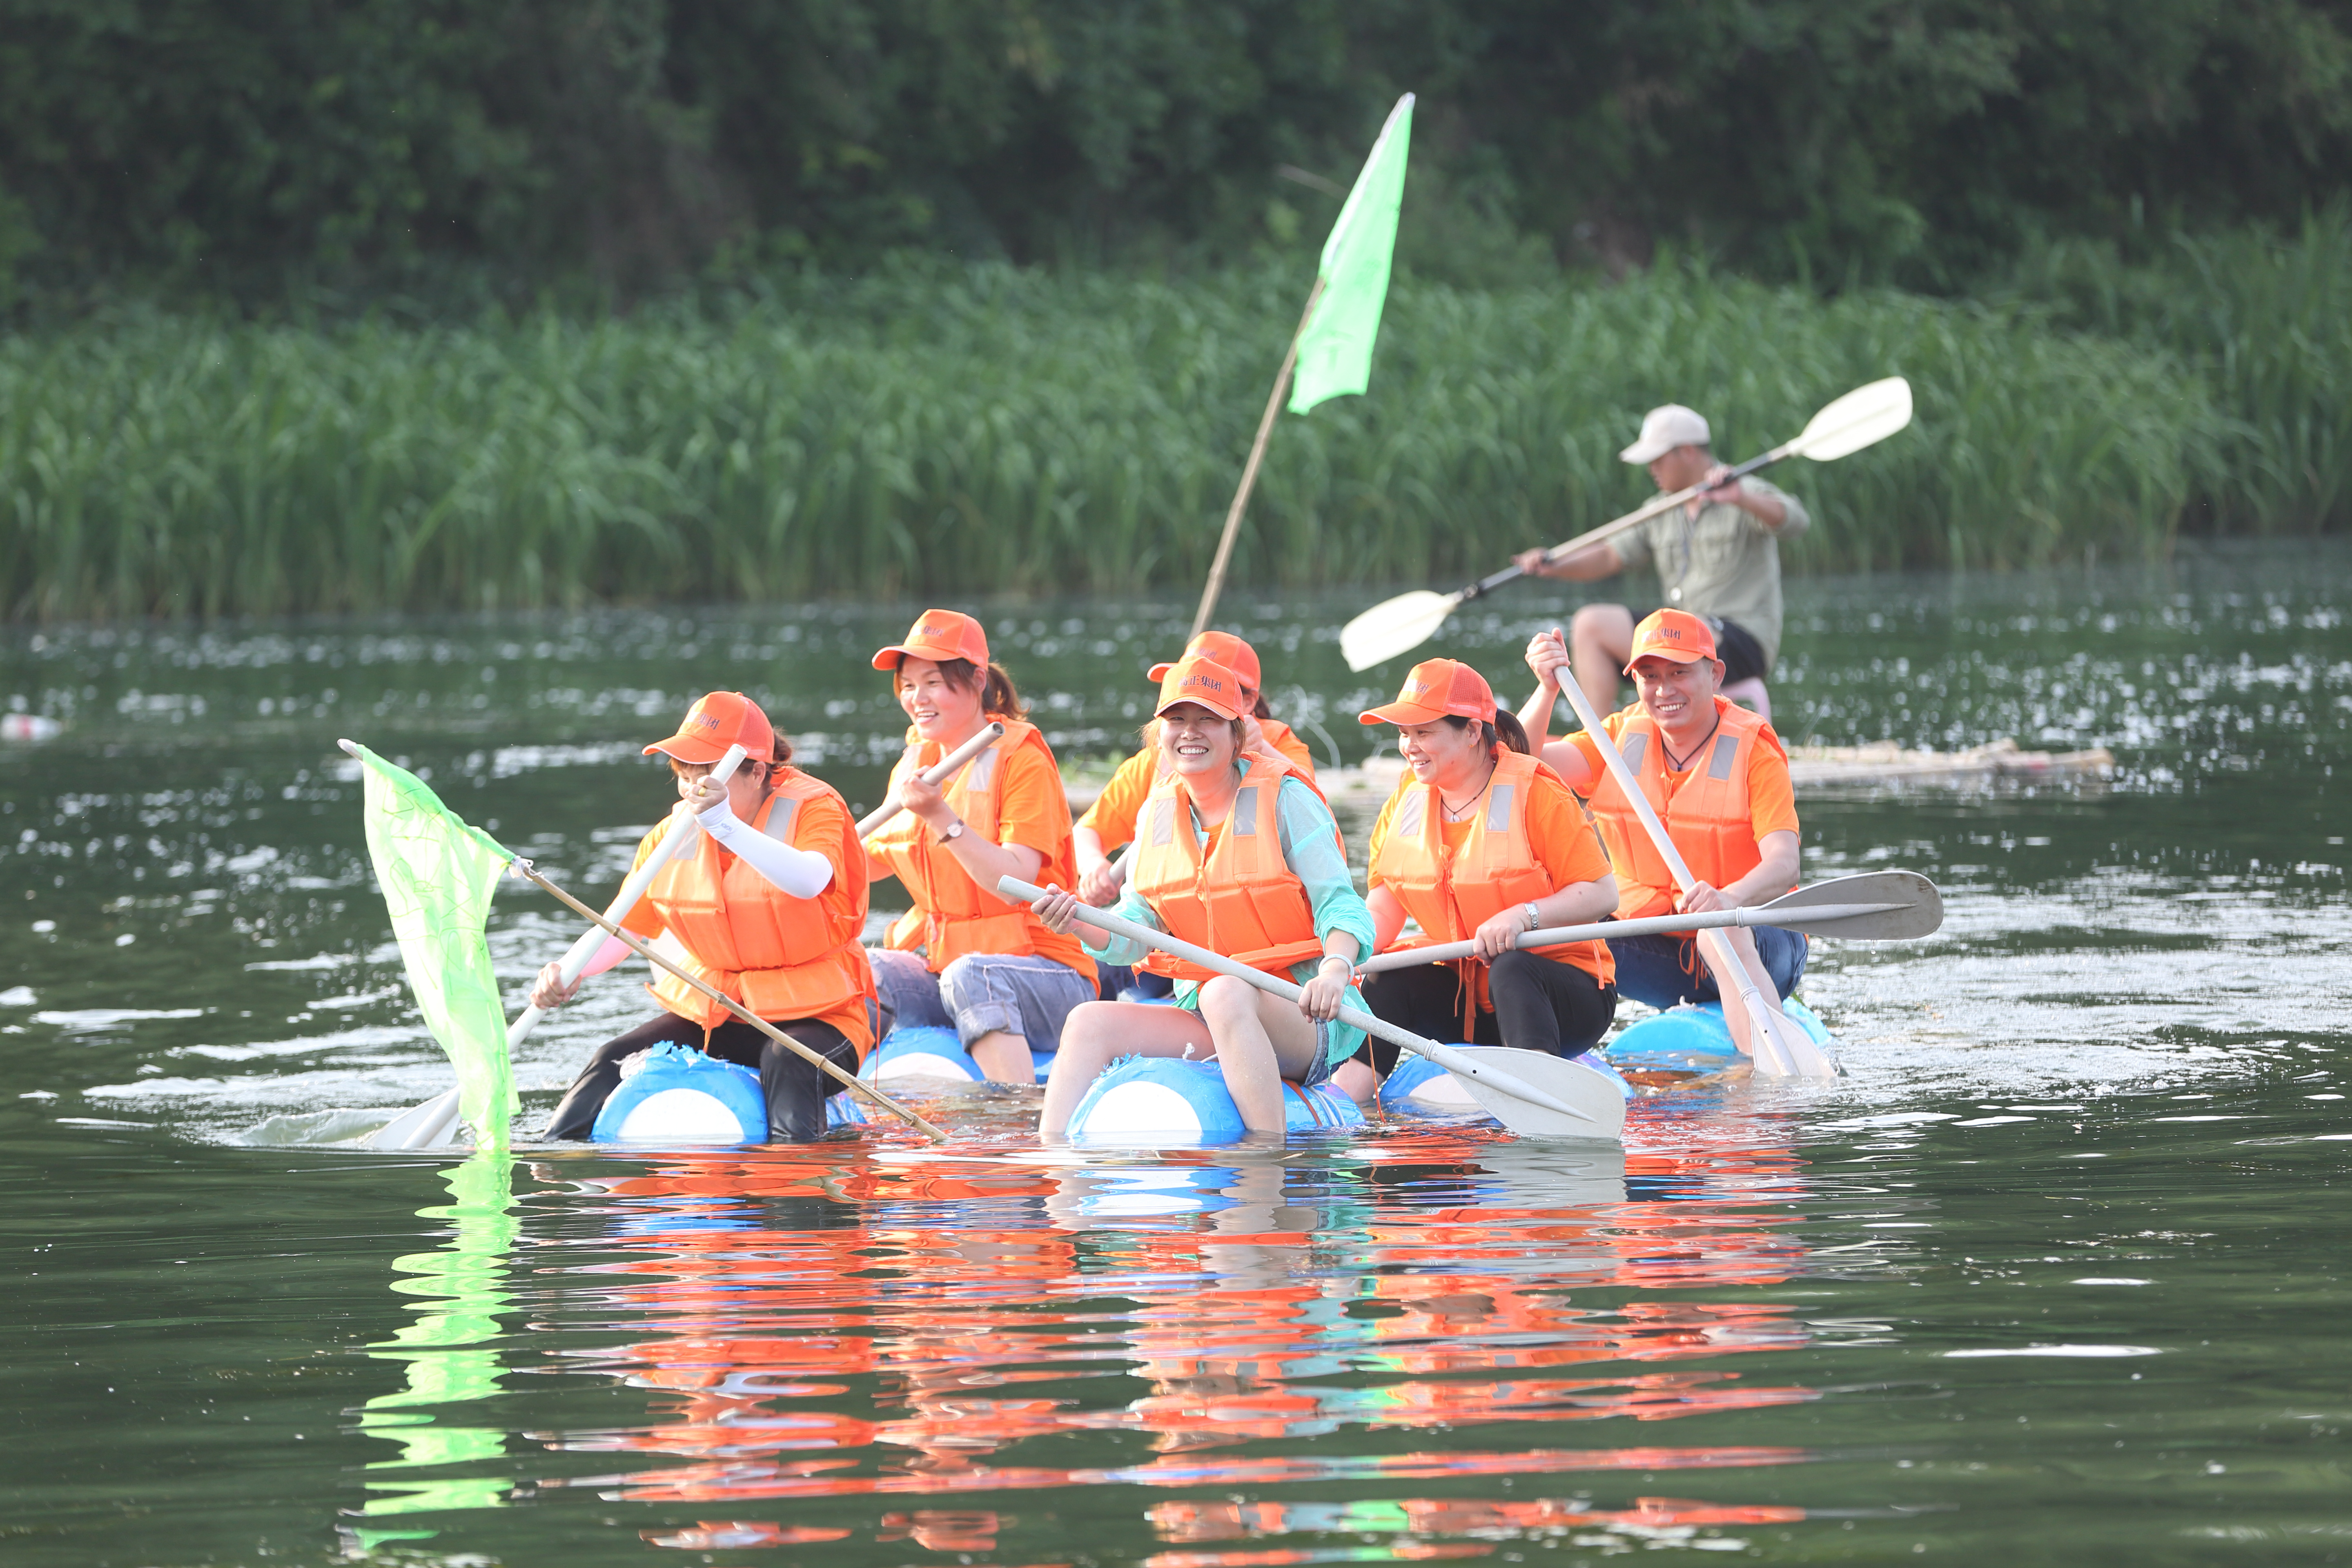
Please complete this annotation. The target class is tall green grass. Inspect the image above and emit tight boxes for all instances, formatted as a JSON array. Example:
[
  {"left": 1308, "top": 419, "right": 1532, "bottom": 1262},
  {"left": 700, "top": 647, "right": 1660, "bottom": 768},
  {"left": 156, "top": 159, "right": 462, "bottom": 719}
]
[{"left": 2, "top": 241, "right": 2329, "bottom": 621}]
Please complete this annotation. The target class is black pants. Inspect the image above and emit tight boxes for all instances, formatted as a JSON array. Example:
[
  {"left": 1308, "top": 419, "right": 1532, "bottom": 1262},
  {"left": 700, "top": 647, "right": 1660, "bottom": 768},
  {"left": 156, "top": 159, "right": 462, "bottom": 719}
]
[
  {"left": 1354, "top": 952, "right": 1617, "bottom": 1075},
  {"left": 1703, "top": 616, "right": 1770, "bottom": 686},
  {"left": 543, "top": 1011, "right": 860, "bottom": 1144}
]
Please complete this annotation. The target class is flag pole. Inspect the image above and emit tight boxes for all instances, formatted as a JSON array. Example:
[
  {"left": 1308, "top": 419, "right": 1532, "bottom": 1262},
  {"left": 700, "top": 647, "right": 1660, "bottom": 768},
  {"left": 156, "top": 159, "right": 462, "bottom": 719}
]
[{"left": 1190, "top": 276, "right": 1325, "bottom": 640}]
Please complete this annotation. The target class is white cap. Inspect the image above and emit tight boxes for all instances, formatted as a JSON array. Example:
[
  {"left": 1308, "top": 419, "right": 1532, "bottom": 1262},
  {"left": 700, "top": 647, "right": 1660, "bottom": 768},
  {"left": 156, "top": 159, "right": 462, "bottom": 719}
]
[{"left": 1619, "top": 404, "right": 1711, "bottom": 465}]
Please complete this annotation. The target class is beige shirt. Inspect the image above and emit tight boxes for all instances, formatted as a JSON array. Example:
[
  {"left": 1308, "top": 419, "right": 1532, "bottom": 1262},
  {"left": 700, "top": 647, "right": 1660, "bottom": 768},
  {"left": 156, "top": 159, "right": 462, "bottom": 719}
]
[{"left": 1610, "top": 477, "right": 1809, "bottom": 668}]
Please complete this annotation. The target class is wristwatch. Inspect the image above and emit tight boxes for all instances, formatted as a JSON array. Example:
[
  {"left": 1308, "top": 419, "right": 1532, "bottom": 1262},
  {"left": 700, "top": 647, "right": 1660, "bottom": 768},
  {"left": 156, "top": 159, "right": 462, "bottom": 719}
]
[
  {"left": 1523, "top": 902, "right": 1543, "bottom": 932},
  {"left": 938, "top": 819, "right": 966, "bottom": 844}
]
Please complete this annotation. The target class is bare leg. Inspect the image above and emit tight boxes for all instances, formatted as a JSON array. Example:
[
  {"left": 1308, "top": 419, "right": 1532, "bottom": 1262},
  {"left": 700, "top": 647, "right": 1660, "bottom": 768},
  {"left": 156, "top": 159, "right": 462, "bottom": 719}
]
[
  {"left": 1196, "top": 976, "right": 1326, "bottom": 1133},
  {"left": 1038, "top": 1001, "right": 1215, "bottom": 1137},
  {"left": 1569, "top": 604, "right": 1635, "bottom": 719},
  {"left": 1720, "top": 676, "right": 1772, "bottom": 720},
  {"left": 967, "top": 1030, "right": 1033, "bottom": 1084},
  {"left": 1330, "top": 1056, "right": 1379, "bottom": 1107}
]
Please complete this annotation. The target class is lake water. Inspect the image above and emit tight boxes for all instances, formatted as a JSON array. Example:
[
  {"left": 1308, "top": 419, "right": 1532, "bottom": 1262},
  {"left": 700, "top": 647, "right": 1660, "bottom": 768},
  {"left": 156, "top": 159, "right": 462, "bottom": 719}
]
[{"left": 3, "top": 543, "right": 2347, "bottom": 1566}]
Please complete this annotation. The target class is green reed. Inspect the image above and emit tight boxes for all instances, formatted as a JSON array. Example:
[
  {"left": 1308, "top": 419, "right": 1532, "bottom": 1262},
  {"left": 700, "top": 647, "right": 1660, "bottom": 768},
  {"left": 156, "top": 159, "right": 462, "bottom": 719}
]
[{"left": 0, "top": 252, "right": 2309, "bottom": 620}]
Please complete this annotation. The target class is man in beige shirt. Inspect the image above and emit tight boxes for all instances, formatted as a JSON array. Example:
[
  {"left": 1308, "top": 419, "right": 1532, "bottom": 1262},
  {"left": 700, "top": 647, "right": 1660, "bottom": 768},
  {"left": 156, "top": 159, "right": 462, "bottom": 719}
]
[{"left": 1515, "top": 404, "right": 1808, "bottom": 719}]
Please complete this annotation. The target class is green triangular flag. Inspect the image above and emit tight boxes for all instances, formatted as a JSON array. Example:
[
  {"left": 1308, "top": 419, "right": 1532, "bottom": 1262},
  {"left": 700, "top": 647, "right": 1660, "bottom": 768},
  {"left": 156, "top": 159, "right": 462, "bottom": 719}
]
[
  {"left": 350, "top": 744, "right": 517, "bottom": 1146},
  {"left": 1290, "top": 93, "right": 1413, "bottom": 415}
]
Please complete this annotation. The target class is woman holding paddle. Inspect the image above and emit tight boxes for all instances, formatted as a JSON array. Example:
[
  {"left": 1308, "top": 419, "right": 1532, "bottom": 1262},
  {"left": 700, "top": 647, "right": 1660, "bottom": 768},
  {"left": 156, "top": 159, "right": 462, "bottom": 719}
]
[
  {"left": 1345, "top": 660, "right": 1619, "bottom": 1098},
  {"left": 1031, "top": 654, "right": 1373, "bottom": 1139},
  {"left": 864, "top": 610, "right": 1096, "bottom": 1084},
  {"left": 1072, "top": 629, "right": 1316, "bottom": 907},
  {"left": 538, "top": 692, "right": 878, "bottom": 1143}
]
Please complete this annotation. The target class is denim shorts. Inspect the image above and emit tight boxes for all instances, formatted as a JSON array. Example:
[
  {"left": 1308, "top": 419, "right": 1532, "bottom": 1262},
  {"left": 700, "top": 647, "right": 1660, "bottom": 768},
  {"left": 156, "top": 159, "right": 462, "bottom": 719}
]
[{"left": 869, "top": 947, "right": 1096, "bottom": 1054}]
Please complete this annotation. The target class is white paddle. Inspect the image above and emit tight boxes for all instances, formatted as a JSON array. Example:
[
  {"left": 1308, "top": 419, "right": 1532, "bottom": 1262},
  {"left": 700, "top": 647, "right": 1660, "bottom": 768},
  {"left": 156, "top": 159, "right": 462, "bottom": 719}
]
[
  {"left": 1355, "top": 870, "right": 1941, "bottom": 974},
  {"left": 856, "top": 722, "right": 1006, "bottom": 839},
  {"left": 365, "top": 742, "right": 750, "bottom": 1151},
  {"left": 997, "top": 875, "right": 1626, "bottom": 1141},
  {"left": 1551, "top": 679, "right": 1837, "bottom": 1079},
  {"left": 1341, "top": 378, "right": 1914, "bottom": 671}
]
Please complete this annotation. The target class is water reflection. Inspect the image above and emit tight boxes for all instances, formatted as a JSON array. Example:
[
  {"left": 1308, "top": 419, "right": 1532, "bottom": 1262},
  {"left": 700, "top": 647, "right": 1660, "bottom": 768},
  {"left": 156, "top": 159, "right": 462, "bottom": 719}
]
[
  {"left": 353, "top": 1149, "right": 519, "bottom": 1533},
  {"left": 429, "top": 1125, "right": 1828, "bottom": 1557}
]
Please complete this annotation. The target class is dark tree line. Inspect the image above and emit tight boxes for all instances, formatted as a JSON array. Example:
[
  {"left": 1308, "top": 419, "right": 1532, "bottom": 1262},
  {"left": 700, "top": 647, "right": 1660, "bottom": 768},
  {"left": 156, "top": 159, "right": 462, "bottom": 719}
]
[{"left": 3, "top": 0, "right": 2349, "bottom": 308}]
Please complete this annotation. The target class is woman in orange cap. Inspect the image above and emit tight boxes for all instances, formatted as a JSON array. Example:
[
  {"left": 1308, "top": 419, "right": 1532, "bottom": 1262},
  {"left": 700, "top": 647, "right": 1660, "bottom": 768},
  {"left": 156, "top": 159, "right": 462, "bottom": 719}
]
[
  {"left": 537, "top": 691, "right": 877, "bottom": 1142},
  {"left": 1347, "top": 659, "right": 1619, "bottom": 1096},
  {"left": 1072, "top": 629, "right": 1318, "bottom": 907},
  {"left": 1031, "top": 654, "right": 1373, "bottom": 1139},
  {"left": 864, "top": 610, "right": 1096, "bottom": 1082}
]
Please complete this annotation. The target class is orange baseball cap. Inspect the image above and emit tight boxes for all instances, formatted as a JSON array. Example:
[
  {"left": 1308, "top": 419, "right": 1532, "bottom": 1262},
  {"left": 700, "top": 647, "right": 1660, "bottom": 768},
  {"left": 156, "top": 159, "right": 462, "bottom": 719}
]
[
  {"left": 1358, "top": 659, "right": 1495, "bottom": 726},
  {"left": 1147, "top": 630, "right": 1262, "bottom": 688},
  {"left": 1623, "top": 608, "right": 1719, "bottom": 672},
  {"left": 1153, "top": 655, "right": 1250, "bottom": 722},
  {"left": 872, "top": 608, "right": 990, "bottom": 672},
  {"left": 644, "top": 690, "right": 775, "bottom": 765}
]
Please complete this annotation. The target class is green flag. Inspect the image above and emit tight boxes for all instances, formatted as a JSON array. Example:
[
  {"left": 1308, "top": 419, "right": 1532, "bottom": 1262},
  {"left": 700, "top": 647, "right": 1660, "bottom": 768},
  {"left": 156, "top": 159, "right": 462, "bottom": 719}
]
[
  {"left": 350, "top": 743, "right": 517, "bottom": 1146},
  {"left": 1290, "top": 93, "right": 1413, "bottom": 415}
]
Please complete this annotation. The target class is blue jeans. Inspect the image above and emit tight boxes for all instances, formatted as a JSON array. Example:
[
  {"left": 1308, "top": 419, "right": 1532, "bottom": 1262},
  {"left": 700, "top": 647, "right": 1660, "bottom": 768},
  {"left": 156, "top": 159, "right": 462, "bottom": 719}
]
[
  {"left": 869, "top": 948, "right": 1095, "bottom": 1055},
  {"left": 1609, "top": 927, "right": 1807, "bottom": 1011}
]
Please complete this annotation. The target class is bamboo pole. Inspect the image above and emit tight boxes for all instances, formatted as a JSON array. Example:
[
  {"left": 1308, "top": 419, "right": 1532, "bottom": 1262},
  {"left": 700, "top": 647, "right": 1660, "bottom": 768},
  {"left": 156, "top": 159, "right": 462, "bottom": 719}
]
[{"left": 1190, "top": 276, "right": 1327, "bottom": 639}]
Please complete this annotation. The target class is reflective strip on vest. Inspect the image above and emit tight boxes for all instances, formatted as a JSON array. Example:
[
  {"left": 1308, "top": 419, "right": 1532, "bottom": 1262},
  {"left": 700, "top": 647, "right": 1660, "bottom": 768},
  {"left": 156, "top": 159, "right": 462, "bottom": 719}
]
[{"left": 1586, "top": 697, "right": 1788, "bottom": 920}]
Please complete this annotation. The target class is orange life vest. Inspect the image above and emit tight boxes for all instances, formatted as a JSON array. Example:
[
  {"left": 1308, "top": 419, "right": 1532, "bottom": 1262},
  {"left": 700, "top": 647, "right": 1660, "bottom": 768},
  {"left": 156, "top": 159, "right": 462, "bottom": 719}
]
[
  {"left": 868, "top": 719, "right": 1062, "bottom": 972},
  {"left": 1371, "top": 748, "right": 1614, "bottom": 992},
  {"left": 644, "top": 770, "right": 877, "bottom": 1032},
  {"left": 1586, "top": 696, "right": 1791, "bottom": 919},
  {"left": 1131, "top": 753, "right": 1333, "bottom": 982},
  {"left": 1257, "top": 719, "right": 1317, "bottom": 777}
]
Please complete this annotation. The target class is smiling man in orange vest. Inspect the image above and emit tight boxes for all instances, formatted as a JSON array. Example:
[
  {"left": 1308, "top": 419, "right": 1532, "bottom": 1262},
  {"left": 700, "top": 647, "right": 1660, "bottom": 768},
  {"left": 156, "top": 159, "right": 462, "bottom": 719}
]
[{"left": 1515, "top": 610, "right": 1805, "bottom": 1055}]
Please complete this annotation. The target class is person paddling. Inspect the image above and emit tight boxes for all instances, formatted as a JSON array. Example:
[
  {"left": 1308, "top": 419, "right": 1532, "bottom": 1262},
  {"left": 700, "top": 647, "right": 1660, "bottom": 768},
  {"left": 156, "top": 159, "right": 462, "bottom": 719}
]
[
  {"left": 1513, "top": 404, "right": 1806, "bottom": 720},
  {"left": 1031, "top": 654, "right": 1373, "bottom": 1140},
  {"left": 1343, "top": 659, "right": 1619, "bottom": 1101},
  {"left": 864, "top": 610, "right": 1096, "bottom": 1084},
  {"left": 1516, "top": 611, "right": 1806, "bottom": 1062},
  {"left": 539, "top": 692, "right": 877, "bottom": 1142},
  {"left": 1072, "top": 629, "right": 1315, "bottom": 909}
]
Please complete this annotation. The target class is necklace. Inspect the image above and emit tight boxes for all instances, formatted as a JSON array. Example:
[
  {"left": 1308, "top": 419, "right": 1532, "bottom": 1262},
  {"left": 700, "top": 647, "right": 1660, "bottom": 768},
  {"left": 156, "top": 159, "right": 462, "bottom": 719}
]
[
  {"left": 1438, "top": 759, "right": 1498, "bottom": 821},
  {"left": 1660, "top": 712, "right": 1723, "bottom": 774}
]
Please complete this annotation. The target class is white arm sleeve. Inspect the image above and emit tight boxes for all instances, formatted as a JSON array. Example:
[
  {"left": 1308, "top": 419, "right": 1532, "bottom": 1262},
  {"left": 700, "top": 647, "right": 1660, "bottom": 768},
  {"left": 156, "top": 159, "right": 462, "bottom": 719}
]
[{"left": 696, "top": 800, "right": 834, "bottom": 899}]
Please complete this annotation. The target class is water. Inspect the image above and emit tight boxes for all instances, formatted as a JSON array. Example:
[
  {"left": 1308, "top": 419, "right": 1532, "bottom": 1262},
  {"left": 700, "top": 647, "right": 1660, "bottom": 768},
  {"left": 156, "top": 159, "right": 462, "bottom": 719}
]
[{"left": 3, "top": 543, "right": 2348, "bottom": 1566}]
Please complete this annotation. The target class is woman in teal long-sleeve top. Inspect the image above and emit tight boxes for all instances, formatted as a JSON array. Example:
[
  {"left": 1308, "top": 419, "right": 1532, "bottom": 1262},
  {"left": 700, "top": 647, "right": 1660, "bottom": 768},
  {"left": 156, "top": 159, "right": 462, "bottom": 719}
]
[{"left": 1034, "top": 654, "right": 1372, "bottom": 1139}]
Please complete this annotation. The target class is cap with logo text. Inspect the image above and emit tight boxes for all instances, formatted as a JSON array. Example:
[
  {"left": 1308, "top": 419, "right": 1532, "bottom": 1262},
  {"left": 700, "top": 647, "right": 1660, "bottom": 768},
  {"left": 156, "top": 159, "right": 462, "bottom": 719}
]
[
  {"left": 1147, "top": 630, "right": 1261, "bottom": 688},
  {"left": 1153, "top": 655, "right": 1250, "bottom": 722},
  {"left": 1358, "top": 659, "right": 1496, "bottom": 727},
  {"left": 1622, "top": 608, "right": 1719, "bottom": 672},
  {"left": 644, "top": 690, "right": 775, "bottom": 766}
]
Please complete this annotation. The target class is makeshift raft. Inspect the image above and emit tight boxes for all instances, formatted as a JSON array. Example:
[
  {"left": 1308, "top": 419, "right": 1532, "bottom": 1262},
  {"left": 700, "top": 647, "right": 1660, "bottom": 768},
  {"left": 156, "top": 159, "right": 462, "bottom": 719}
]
[{"left": 1063, "top": 736, "right": 2111, "bottom": 812}]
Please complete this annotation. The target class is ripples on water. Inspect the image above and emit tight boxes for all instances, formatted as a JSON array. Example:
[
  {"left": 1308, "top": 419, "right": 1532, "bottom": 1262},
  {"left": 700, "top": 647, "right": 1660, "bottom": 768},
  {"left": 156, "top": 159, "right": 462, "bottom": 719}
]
[{"left": 2, "top": 544, "right": 2347, "bottom": 1565}]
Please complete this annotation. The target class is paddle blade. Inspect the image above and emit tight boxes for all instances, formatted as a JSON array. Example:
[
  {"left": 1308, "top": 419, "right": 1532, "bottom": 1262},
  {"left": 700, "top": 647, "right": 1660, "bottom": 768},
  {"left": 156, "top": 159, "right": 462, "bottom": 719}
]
[
  {"left": 1341, "top": 589, "right": 1460, "bottom": 672},
  {"left": 1789, "top": 376, "right": 1912, "bottom": 461},
  {"left": 1761, "top": 870, "right": 1944, "bottom": 938},
  {"left": 1448, "top": 1047, "right": 1627, "bottom": 1141}
]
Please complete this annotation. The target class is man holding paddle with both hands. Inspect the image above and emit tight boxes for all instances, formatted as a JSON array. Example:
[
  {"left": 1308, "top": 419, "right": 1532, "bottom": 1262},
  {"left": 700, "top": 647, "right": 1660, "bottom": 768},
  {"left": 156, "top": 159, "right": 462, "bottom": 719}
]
[
  {"left": 1517, "top": 609, "right": 1811, "bottom": 1068},
  {"left": 1515, "top": 403, "right": 1805, "bottom": 722}
]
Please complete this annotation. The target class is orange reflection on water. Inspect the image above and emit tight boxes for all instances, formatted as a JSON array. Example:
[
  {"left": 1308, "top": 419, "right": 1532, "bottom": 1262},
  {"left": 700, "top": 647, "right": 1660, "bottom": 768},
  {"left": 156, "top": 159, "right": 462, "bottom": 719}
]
[{"left": 528, "top": 1120, "right": 1822, "bottom": 1507}]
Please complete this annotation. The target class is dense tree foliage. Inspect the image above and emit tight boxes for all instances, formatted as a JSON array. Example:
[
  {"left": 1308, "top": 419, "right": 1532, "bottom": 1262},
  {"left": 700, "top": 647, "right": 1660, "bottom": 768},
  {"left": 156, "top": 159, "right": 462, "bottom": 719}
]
[{"left": 2, "top": 0, "right": 2349, "bottom": 307}]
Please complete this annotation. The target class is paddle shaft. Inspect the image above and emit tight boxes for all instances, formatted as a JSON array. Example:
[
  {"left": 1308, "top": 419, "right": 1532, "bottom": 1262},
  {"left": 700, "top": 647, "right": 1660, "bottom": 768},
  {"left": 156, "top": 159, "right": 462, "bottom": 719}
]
[
  {"left": 996, "top": 875, "right": 1596, "bottom": 1125},
  {"left": 1192, "top": 276, "right": 1326, "bottom": 639},
  {"left": 856, "top": 722, "right": 1007, "bottom": 839},
  {"left": 1550, "top": 680, "right": 1815, "bottom": 1077},
  {"left": 1455, "top": 442, "right": 1798, "bottom": 607},
  {"left": 515, "top": 860, "right": 950, "bottom": 1142},
  {"left": 1355, "top": 898, "right": 1904, "bottom": 974},
  {"left": 503, "top": 743, "right": 750, "bottom": 1051}
]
